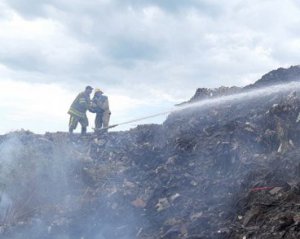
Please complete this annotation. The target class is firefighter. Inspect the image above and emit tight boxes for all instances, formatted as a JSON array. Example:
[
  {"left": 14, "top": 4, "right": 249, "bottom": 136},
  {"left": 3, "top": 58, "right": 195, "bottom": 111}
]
[
  {"left": 68, "top": 86, "right": 93, "bottom": 135},
  {"left": 90, "top": 88, "right": 111, "bottom": 131}
]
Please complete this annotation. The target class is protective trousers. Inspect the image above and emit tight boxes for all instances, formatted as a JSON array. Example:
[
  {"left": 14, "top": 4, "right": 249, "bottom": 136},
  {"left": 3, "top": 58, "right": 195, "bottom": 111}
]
[
  {"left": 69, "top": 114, "right": 89, "bottom": 134},
  {"left": 95, "top": 113, "right": 104, "bottom": 129},
  {"left": 103, "top": 111, "right": 111, "bottom": 128},
  {"left": 95, "top": 111, "right": 110, "bottom": 129}
]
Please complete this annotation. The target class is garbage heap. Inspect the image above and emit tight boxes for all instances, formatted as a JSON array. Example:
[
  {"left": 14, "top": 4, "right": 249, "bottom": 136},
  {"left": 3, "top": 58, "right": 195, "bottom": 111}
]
[{"left": 1, "top": 67, "right": 300, "bottom": 239}]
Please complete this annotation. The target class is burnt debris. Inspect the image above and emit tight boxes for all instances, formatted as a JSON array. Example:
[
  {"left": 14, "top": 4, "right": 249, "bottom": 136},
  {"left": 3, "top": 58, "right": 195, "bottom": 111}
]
[{"left": 1, "top": 66, "right": 300, "bottom": 239}]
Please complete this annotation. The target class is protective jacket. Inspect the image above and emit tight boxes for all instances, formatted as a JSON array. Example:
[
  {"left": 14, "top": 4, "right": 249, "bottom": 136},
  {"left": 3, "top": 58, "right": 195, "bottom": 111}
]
[
  {"left": 68, "top": 92, "right": 91, "bottom": 118},
  {"left": 91, "top": 95, "right": 110, "bottom": 114},
  {"left": 91, "top": 94, "right": 111, "bottom": 129}
]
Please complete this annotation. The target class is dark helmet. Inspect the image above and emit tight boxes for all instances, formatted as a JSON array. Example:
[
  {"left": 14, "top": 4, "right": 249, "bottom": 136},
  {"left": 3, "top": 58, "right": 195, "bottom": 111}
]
[{"left": 85, "top": 85, "right": 93, "bottom": 91}]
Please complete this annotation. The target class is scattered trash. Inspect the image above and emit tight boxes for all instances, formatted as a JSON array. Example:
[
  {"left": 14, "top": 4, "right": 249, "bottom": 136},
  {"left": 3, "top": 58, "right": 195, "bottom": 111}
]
[
  {"left": 1, "top": 67, "right": 300, "bottom": 238},
  {"left": 131, "top": 198, "right": 146, "bottom": 208}
]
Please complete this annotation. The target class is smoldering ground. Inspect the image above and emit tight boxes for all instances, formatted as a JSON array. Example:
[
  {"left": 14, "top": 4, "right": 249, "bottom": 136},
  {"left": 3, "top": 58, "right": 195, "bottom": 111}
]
[
  {"left": 0, "top": 132, "right": 77, "bottom": 238},
  {"left": 0, "top": 79, "right": 300, "bottom": 238},
  {"left": 0, "top": 131, "right": 139, "bottom": 239}
]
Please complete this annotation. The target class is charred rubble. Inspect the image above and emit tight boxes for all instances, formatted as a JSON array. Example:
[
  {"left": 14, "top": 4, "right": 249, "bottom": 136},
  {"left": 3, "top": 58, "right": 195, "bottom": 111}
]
[{"left": 1, "top": 66, "right": 300, "bottom": 239}]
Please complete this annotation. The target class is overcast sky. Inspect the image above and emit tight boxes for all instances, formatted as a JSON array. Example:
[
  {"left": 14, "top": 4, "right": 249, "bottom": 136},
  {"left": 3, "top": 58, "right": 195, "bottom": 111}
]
[{"left": 0, "top": 0, "right": 300, "bottom": 134}]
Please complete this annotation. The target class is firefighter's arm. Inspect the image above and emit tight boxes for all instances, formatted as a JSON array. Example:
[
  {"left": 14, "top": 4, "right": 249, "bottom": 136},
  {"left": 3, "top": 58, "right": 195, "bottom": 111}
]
[
  {"left": 79, "top": 96, "right": 91, "bottom": 110},
  {"left": 95, "top": 99, "right": 104, "bottom": 108},
  {"left": 102, "top": 98, "right": 109, "bottom": 111}
]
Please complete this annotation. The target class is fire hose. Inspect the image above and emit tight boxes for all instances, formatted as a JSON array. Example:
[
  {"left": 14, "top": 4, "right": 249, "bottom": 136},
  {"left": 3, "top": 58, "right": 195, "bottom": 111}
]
[{"left": 94, "top": 108, "right": 176, "bottom": 132}]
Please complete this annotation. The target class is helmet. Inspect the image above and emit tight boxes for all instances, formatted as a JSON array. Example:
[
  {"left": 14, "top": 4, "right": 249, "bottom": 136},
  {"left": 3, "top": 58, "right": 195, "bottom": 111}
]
[
  {"left": 85, "top": 85, "right": 93, "bottom": 91},
  {"left": 94, "top": 88, "right": 103, "bottom": 94}
]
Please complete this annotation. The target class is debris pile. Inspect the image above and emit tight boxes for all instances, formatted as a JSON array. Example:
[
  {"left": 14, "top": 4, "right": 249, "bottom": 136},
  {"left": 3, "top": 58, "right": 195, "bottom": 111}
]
[
  {"left": 1, "top": 66, "right": 300, "bottom": 238},
  {"left": 246, "top": 65, "right": 300, "bottom": 89},
  {"left": 183, "top": 86, "right": 241, "bottom": 104}
]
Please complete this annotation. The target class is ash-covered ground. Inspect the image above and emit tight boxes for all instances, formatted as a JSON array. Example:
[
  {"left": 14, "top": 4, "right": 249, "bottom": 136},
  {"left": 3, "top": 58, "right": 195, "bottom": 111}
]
[{"left": 1, "top": 66, "right": 300, "bottom": 239}]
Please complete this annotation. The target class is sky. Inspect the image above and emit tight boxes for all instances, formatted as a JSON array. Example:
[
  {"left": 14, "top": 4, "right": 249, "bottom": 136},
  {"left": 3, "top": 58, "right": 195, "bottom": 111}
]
[{"left": 0, "top": 0, "right": 300, "bottom": 134}]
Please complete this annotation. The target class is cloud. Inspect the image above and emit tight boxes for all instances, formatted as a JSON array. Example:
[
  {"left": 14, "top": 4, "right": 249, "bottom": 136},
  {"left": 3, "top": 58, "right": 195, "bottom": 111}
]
[
  {"left": 1, "top": 0, "right": 300, "bottom": 133},
  {"left": 0, "top": 78, "right": 168, "bottom": 133},
  {"left": 2, "top": 0, "right": 50, "bottom": 18},
  {"left": 0, "top": 79, "right": 73, "bottom": 132},
  {"left": 0, "top": 12, "right": 99, "bottom": 72},
  {"left": 5, "top": 0, "right": 221, "bottom": 18},
  {"left": 106, "top": 37, "right": 160, "bottom": 63},
  {"left": 115, "top": 0, "right": 222, "bottom": 16}
]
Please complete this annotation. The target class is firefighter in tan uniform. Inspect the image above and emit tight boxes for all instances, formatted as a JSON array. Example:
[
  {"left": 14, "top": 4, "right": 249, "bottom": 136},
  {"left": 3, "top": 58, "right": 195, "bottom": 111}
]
[
  {"left": 90, "top": 88, "right": 111, "bottom": 131},
  {"left": 68, "top": 86, "right": 93, "bottom": 135}
]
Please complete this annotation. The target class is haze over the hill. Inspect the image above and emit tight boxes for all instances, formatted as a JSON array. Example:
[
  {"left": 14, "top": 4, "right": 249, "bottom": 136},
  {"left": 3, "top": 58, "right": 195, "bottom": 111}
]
[{"left": 1, "top": 0, "right": 300, "bottom": 133}]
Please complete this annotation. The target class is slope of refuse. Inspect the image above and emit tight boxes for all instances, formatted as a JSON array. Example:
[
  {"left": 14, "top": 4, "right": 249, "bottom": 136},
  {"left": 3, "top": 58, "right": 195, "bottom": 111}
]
[{"left": 1, "top": 66, "right": 300, "bottom": 239}]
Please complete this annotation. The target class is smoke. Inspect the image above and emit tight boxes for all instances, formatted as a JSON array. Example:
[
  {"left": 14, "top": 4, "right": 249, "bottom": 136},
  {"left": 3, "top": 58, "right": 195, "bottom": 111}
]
[
  {"left": 113, "top": 81, "right": 300, "bottom": 129},
  {"left": 0, "top": 132, "right": 137, "bottom": 239},
  {"left": 0, "top": 132, "right": 79, "bottom": 238},
  {"left": 175, "top": 81, "right": 300, "bottom": 113},
  {"left": 1, "top": 81, "right": 300, "bottom": 238}
]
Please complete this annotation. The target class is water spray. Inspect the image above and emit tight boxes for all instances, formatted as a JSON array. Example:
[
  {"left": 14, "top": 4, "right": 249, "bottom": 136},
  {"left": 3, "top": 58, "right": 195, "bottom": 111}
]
[{"left": 98, "top": 81, "right": 300, "bottom": 132}]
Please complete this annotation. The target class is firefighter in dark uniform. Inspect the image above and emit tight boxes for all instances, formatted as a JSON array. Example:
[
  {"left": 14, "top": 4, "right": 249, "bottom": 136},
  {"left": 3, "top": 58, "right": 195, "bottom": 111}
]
[{"left": 68, "top": 86, "right": 93, "bottom": 135}]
